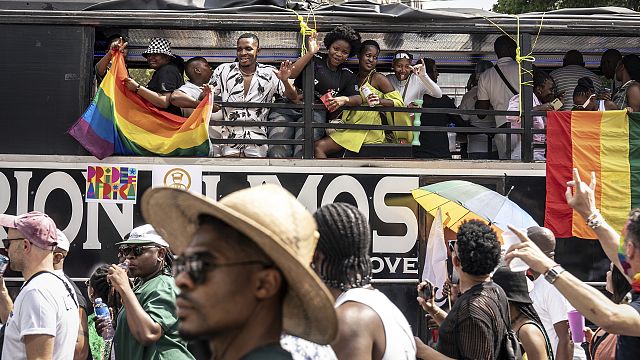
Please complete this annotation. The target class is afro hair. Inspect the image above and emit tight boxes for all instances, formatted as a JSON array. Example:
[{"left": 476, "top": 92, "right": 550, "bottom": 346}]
[
  {"left": 456, "top": 220, "right": 501, "bottom": 276},
  {"left": 323, "top": 25, "right": 361, "bottom": 58}
]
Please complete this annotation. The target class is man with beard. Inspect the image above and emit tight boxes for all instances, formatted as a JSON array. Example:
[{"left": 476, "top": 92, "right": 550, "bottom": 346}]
[
  {"left": 141, "top": 184, "right": 337, "bottom": 359},
  {"left": 98, "top": 224, "right": 194, "bottom": 360},
  {"left": 209, "top": 33, "right": 298, "bottom": 157}
]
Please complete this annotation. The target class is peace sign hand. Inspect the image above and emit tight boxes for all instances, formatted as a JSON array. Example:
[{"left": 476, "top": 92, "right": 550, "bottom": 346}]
[{"left": 565, "top": 168, "right": 597, "bottom": 219}]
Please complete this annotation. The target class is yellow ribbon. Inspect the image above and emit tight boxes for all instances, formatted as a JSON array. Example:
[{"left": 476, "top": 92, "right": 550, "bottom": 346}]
[{"left": 482, "top": 13, "right": 545, "bottom": 116}]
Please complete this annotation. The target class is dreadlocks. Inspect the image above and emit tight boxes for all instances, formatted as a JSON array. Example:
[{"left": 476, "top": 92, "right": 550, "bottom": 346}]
[
  {"left": 314, "top": 203, "right": 372, "bottom": 291},
  {"left": 88, "top": 264, "right": 123, "bottom": 327}
]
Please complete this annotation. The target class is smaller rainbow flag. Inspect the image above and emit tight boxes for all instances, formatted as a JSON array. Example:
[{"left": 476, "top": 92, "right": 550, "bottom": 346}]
[
  {"left": 545, "top": 110, "right": 640, "bottom": 239},
  {"left": 69, "top": 51, "right": 210, "bottom": 159}
]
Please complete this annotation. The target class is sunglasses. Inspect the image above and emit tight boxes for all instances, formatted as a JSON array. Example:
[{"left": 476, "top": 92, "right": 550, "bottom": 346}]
[
  {"left": 574, "top": 94, "right": 596, "bottom": 109},
  {"left": 173, "top": 252, "right": 272, "bottom": 284},
  {"left": 117, "top": 245, "right": 158, "bottom": 258},
  {"left": 2, "top": 237, "right": 25, "bottom": 249}
]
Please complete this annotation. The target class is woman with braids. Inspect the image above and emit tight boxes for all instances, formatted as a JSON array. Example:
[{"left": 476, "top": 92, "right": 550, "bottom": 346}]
[
  {"left": 492, "top": 266, "right": 554, "bottom": 360},
  {"left": 572, "top": 77, "right": 617, "bottom": 111},
  {"left": 96, "top": 224, "right": 194, "bottom": 360},
  {"left": 290, "top": 25, "right": 363, "bottom": 157},
  {"left": 613, "top": 54, "right": 640, "bottom": 112},
  {"left": 313, "top": 203, "right": 416, "bottom": 359},
  {"left": 86, "top": 264, "right": 127, "bottom": 360},
  {"left": 313, "top": 40, "right": 410, "bottom": 157}
]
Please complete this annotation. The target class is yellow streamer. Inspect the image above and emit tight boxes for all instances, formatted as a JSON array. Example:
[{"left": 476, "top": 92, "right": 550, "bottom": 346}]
[{"left": 482, "top": 13, "right": 545, "bottom": 115}]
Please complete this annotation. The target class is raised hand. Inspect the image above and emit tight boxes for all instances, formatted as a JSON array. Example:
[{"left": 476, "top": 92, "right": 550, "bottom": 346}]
[
  {"left": 274, "top": 60, "right": 293, "bottom": 82},
  {"left": 504, "top": 225, "right": 556, "bottom": 274},
  {"left": 307, "top": 32, "right": 320, "bottom": 54},
  {"left": 412, "top": 58, "right": 427, "bottom": 77},
  {"left": 565, "top": 168, "right": 597, "bottom": 219}
]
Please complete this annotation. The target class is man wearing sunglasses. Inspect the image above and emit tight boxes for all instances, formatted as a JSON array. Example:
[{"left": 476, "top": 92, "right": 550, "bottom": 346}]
[
  {"left": 99, "top": 224, "right": 194, "bottom": 360},
  {"left": 142, "top": 185, "right": 338, "bottom": 359},
  {"left": 0, "top": 211, "right": 79, "bottom": 360}
]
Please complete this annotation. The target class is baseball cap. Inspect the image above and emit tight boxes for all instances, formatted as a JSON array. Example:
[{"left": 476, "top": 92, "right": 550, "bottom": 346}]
[
  {"left": 55, "top": 230, "right": 70, "bottom": 252},
  {"left": 115, "top": 224, "right": 170, "bottom": 247},
  {"left": 0, "top": 211, "right": 58, "bottom": 250}
]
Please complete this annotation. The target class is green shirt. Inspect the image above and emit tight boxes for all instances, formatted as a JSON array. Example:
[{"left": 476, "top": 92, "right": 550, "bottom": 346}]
[
  {"left": 113, "top": 274, "right": 194, "bottom": 360},
  {"left": 240, "top": 344, "right": 293, "bottom": 360},
  {"left": 87, "top": 313, "right": 106, "bottom": 360}
]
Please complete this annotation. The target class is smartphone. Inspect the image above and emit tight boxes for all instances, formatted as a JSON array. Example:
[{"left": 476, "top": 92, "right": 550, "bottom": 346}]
[
  {"left": 418, "top": 281, "right": 434, "bottom": 300},
  {"left": 551, "top": 98, "right": 563, "bottom": 110}
]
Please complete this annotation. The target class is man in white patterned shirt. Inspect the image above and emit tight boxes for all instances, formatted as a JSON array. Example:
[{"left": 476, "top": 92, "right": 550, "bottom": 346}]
[{"left": 210, "top": 33, "right": 298, "bottom": 157}]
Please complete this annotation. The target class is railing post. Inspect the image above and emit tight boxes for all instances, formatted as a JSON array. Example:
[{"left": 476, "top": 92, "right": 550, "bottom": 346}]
[
  {"left": 520, "top": 32, "right": 534, "bottom": 163},
  {"left": 303, "top": 61, "right": 315, "bottom": 159}
]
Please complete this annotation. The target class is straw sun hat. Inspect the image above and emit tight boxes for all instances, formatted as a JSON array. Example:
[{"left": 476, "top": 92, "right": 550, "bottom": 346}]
[{"left": 141, "top": 185, "right": 337, "bottom": 345}]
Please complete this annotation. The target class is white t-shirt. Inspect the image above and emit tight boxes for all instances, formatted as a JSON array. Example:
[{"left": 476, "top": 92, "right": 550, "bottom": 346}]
[
  {"left": 530, "top": 275, "right": 568, "bottom": 357},
  {"left": 2, "top": 271, "right": 80, "bottom": 360},
  {"left": 458, "top": 86, "right": 497, "bottom": 153},
  {"left": 336, "top": 288, "right": 416, "bottom": 359}
]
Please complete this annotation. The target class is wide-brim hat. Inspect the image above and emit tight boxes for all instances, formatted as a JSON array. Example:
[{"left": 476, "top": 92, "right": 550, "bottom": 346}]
[
  {"left": 115, "top": 224, "right": 170, "bottom": 248},
  {"left": 142, "top": 37, "right": 175, "bottom": 58},
  {"left": 492, "top": 266, "right": 533, "bottom": 304},
  {"left": 141, "top": 185, "right": 338, "bottom": 345}
]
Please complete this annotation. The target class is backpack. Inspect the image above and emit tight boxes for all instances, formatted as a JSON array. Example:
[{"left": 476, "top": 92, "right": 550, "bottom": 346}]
[{"left": 491, "top": 290, "right": 523, "bottom": 360}]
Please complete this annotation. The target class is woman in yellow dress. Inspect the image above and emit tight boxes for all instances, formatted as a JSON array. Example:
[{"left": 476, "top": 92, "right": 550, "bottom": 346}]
[{"left": 314, "top": 40, "right": 408, "bottom": 158}]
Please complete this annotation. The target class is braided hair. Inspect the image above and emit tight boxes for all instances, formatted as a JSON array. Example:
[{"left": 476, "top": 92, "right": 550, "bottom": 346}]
[
  {"left": 88, "top": 264, "right": 123, "bottom": 327},
  {"left": 314, "top": 203, "right": 372, "bottom": 290}
]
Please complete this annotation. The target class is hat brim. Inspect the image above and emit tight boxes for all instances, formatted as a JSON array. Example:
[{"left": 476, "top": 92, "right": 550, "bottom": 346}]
[
  {"left": 0, "top": 214, "right": 17, "bottom": 228},
  {"left": 115, "top": 239, "right": 166, "bottom": 246},
  {"left": 142, "top": 51, "right": 175, "bottom": 58},
  {"left": 141, "top": 188, "right": 337, "bottom": 345}
]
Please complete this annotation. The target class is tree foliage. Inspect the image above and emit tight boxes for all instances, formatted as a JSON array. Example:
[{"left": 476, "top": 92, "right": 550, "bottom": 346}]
[{"left": 492, "top": 0, "right": 640, "bottom": 14}]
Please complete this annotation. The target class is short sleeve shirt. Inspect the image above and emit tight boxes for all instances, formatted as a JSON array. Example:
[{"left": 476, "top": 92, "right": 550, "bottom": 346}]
[
  {"left": 550, "top": 65, "right": 602, "bottom": 110},
  {"left": 113, "top": 274, "right": 194, "bottom": 360},
  {"left": 2, "top": 272, "right": 80, "bottom": 360},
  {"left": 293, "top": 53, "right": 358, "bottom": 116},
  {"left": 616, "top": 291, "right": 640, "bottom": 360},
  {"left": 437, "top": 281, "right": 508, "bottom": 360},
  {"left": 146, "top": 62, "right": 184, "bottom": 116},
  {"left": 530, "top": 275, "right": 569, "bottom": 356},
  {"left": 477, "top": 57, "right": 519, "bottom": 127},
  {"left": 210, "top": 62, "right": 285, "bottom": 141}
]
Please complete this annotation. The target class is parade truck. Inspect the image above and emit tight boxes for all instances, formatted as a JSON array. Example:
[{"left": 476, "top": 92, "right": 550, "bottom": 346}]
[{"left": 0, "top": 0, "right": 633, "bottom": 338}]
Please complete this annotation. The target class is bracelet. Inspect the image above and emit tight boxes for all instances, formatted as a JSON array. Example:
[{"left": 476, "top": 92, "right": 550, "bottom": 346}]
[
  {"left": 586, "top": 210, "right": 603, "bottom": 229},
  {"left": 135, "top": 84, "right": 141, "bottom": 93}
]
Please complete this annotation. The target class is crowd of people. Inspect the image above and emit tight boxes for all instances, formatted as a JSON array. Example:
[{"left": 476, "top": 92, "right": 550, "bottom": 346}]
[
  {"left": 1, "top": 165, "right": 640, "bottom": 359},
  {"left": 95, "top": 26, "right": 640, "bottom": 160}
]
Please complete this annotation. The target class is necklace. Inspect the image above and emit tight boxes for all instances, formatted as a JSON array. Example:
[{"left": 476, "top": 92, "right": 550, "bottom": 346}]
[{"left": 239, "top": 67, "right": 255, "bottom": 77}]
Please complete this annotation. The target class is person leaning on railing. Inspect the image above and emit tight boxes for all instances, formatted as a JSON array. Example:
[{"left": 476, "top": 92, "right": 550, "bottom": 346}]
[{"left": 313, "top": 40, "right": 409, "bottom": 158}]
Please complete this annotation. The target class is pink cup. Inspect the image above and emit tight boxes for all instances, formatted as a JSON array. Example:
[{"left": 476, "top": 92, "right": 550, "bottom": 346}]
[{"left": 567, "top": 310, "right": 585, "bottom": 343}]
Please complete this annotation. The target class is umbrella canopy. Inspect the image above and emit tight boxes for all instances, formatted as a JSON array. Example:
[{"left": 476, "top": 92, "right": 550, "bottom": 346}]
[{"left": 412, "top": 180, "right": 539, "bottom": 239}]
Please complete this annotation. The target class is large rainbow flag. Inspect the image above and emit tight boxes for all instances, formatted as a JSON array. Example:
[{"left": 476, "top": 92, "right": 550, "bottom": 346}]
[
  {"left": 69, "top": 51, "right": 210, "bottom": 159},
  {"left": 545, "top": 110, "right": 640, "bottom": 239}
]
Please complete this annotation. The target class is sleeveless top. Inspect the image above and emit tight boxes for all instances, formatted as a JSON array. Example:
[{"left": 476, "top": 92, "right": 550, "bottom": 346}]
[
  {"left": 335, "top": 288, "right": 416, "bottom": 360},
  {"left": 516, "top": 319, "right": 555, "bottom": 360},
  {"left": 613, "top": 80, "right": 637, "bottom": 109}
]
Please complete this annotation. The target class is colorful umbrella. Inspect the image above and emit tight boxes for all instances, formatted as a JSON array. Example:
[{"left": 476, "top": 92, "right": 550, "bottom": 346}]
[{"left": 411, "top": 180, "right": 539, "bottom": 238}]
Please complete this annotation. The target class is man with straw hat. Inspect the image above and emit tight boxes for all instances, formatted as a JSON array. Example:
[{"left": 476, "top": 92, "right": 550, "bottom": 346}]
[{"left": 142, "top": 185, "right": 337, "bottom": 359}]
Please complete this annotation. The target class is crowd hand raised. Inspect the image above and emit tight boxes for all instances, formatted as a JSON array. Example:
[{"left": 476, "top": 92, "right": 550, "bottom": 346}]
[
  {"left": 274, "top": 60, "right": 293, "bottom": 82},
  {"left": 411, "top": 58, "right": 427, "bottom": 77},
  {"left": 107, "top": 264, "right": 131, "bottom": 294},
  {"left": 123, "top": 78, "right": 139, "bottom": 92},
  {"left": 307, "top": 32, "right": 320, "bottom": 54},
  {"left": 565, "top": 168, "right": 597, "bottom": 219},
  {"left": 111, "top": 38, "right": 128, "bottom": 54},
  {"left": 504, "top": 225, "right": 557, "bottom": 274}
]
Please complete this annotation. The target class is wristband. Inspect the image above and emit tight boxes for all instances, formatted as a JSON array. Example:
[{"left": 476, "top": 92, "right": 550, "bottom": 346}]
[
  {"left": 544, "top": 264, "right": 566, "bottom": 284},
  {"left": 586, "top": 210, "right": 603, "bottom": 229}
]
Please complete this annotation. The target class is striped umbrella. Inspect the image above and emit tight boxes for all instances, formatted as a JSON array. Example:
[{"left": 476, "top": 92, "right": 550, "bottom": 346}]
[{"left": 411, "top": 180, "right": 539, "bottom": 239}]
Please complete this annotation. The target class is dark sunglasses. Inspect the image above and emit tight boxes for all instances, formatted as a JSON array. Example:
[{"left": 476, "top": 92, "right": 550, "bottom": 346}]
[
  {"left": 2, "top": 237, "right": 25, "bottom": 249},
  {"left": 173, "top": 252, "right": 272, "bottom": 284},
  {"left": 118, "top": 245, "right": 158, "bottom": 258}
]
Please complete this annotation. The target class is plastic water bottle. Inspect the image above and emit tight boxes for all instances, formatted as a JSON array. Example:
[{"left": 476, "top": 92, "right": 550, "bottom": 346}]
[
  {"left": 117, "top": 261, "right": 129, "bottom": 271},
  {"left": 361, "top": 86, "right": 379, "bottom": 107},
  {"left": 94, "top": 297, "right": 115, "bottom": 340},
  {"left": 0, "top": 254, "right": 8, "bottom": 276}
]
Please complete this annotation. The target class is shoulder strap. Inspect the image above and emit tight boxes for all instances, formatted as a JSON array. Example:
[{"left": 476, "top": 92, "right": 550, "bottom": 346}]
[
  {"left": 494, "top": 64, "right": 518, "bottom": 96},
  {"left": 23, "top": 271, "right": 78, "bottom": 308},
  {"left": 402, "top": 73, "right": 412, "bottom": 100}
]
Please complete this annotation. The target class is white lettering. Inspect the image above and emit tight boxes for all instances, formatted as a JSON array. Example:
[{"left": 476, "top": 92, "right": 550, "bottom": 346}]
[
  {"left": 0, "top": 172, "right": 10, "bottom": 241},
  {"left": 33, "top": 172, "right": 83, "bottom": 243},
  {"left": 14, "top": 171, "right": 33, "bottom": 215},
  {"left": 371, "top": 256, "right": 384, "bottom": 274},
  {"left": 294, "top": 175, "right": 322, "bottom": 212},
  {"left": 85, "top": 203, "right": 133, "bottom": 250},
  {"left": 321, "top": 175, "right": 369, "bottom": 219},
  {"left": 202, "top": 175, "right": 221, "bottom": 200},
  {"left": 384, "top": 257, "right": 402, "bottom": 273},
  {"left": 246, "top": 175, "right": 281, "bottom": 188},
  {"left": 403, "top": 257, "right": 419, "bottom": 274},
  {"left": 372, "top": 177, "right": 419, "bottom": 253}
]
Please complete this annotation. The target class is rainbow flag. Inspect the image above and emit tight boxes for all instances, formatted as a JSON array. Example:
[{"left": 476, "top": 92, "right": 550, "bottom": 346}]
[
  {"left": 69, "top": 51, "right": 210, "bottom": 159},
  {"left": 545, "top": 110, "right": 640, "bottom": 239}
]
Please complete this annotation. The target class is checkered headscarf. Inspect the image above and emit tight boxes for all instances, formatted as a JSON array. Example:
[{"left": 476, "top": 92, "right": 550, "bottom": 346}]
[{"left": 142, "top": 37, "right": 174, "bottom": 58}]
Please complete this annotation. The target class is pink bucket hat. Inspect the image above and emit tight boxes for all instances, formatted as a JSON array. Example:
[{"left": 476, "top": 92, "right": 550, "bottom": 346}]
[{"left": 0, "top": 211, "right": 58, "bottom": 250}]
